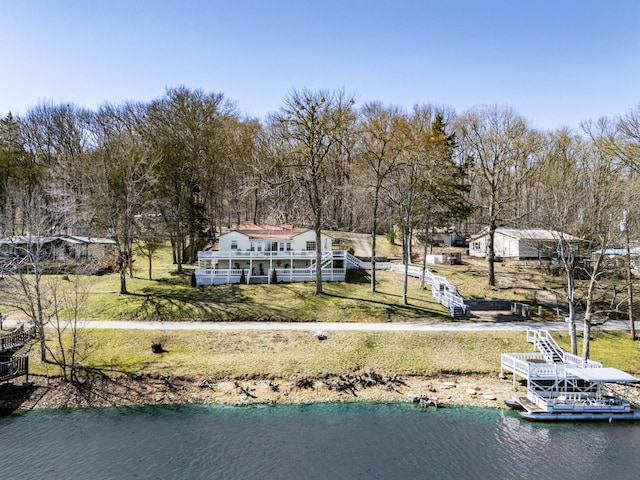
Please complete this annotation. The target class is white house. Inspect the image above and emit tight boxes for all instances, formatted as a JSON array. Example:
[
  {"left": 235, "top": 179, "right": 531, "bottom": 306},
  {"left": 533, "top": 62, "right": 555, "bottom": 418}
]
[
  {"left": 195, "top": 225, "right": 354, "bottom": 285},
  {"left": 468, "top": 228, "right": 582, "bottom": 264}
]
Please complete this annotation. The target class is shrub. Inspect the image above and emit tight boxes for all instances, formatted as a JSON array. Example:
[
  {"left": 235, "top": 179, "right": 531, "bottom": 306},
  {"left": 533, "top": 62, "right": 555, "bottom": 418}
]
[{"left": 386, "top": 230, "right": 396, "bottom": 245}]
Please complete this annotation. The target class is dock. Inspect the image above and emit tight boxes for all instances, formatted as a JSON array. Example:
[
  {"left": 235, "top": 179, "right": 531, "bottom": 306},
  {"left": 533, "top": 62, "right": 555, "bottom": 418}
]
[{"left": 501, "top": 329, "right": 640, "bottom": 421}]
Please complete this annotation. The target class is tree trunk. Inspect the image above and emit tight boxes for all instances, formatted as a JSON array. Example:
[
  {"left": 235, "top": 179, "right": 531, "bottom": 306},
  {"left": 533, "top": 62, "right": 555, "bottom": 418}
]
[
  {"left": 625, "top": 227, "right": 636, "bottom": 340},
  {"left": 487, "top": 226, "right": 496, "bottom": 287},
  {"left": 420, "top": 237, "right": 428, "bottom": 290},
  {"left": 566, "top": 270, "right": 578, "bottom": 356},
  {"left": 371, "top": 190, "right": 379, "bottom": 293},
  {"left": 315, "top": 228, "right": 323, "bottom": 295},
  {"left": 402, "top": 230, "right": 410, "bottom": 306}
]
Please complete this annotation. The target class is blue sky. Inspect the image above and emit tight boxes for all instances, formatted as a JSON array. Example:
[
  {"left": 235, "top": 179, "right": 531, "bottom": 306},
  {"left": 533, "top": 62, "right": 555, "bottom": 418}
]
[{"left": 1, "top": 0, "right": 639, "bottom": 130}]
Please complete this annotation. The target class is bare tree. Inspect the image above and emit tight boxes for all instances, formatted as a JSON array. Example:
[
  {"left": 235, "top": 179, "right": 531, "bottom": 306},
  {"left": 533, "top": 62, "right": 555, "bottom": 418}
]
[
  {"left": 45, "top": 268, "right": 95, "bottom": 382},
  {"left": 144, "top": 87, "right": 237, "bottom": 272},
  {"left": 616, "top": 103, "right": 640, "bottom": 173},
  {"left": 358, "top": 102, "right": 408, "bottom": 292},
  {"left": 90, "top": 102, "right": 158, "bottom": 294},
  {"left": 579, "top": 119, "right": 629, "bottom": 356},
  {"left": 271, "top": 88, "right": 356, "bottom": 295},
  {"left": 536, "top": 129, "right": 588, "bottom": 354},
  {"left": 0, "top": 185, "right": 77, "bottom": 362},
  {"left": 457, "top": 105, "right": 540, "bottom": 286}
]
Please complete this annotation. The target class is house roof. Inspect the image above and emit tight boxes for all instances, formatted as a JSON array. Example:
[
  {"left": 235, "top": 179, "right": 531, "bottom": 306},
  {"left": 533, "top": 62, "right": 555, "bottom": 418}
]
[
  {"left": 0, "top": 235, "right": 115, "bottom": 246},
  {"left": 471, "top": 227, "right": 582, "bottom": 242},
  {"left": 593, "top": 247, "right": 640, "bottom": 257},
  {"left": 0, "top": 235, "right": 59, "bottom": 245},
  {"left": 223, "top": 225, "right": 327, "bottom": 241}
]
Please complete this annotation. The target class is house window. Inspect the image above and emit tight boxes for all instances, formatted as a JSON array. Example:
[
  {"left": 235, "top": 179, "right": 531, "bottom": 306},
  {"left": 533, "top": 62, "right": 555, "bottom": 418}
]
[
  {"left": 306, "top": 241, "right": 316, "bottom": 251},
  {"left": 278, "top": 242, "right": 292, "bottom": 252},
  {"left": 230, "top": 240, "right": 238, "bottom": 250}
]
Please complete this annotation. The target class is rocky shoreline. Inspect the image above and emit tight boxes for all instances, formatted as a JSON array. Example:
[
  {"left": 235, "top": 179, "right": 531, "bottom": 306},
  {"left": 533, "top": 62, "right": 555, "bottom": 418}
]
[{"left": 0, "top": 371, "right": 522, "bottom": 413}]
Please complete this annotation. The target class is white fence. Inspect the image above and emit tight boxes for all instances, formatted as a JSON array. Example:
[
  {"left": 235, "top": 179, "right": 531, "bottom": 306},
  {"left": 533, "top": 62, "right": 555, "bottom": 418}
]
[{"left": 391, "top": 264, "right": 468, "bottom": 318}]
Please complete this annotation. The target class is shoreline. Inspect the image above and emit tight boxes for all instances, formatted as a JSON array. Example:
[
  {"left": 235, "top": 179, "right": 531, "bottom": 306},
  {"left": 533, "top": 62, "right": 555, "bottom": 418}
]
[{"left": 0, "top": 372, "right": 521, "bottom": 413}]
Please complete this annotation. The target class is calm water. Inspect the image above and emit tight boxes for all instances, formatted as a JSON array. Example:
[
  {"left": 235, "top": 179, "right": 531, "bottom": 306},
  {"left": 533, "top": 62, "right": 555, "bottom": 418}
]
[{"left": 2, "top": 403, "right": 640, "bottom": 479}]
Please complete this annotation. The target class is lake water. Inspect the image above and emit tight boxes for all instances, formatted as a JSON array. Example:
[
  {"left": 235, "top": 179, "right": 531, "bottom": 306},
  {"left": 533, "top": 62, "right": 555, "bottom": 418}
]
[{"left": 1, "top": 402, "right": 640, "bottom": 479}]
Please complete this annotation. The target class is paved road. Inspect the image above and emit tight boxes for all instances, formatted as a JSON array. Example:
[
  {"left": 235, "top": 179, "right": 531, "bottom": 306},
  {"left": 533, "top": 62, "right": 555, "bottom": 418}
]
[{"left": 4, "top": 318, "right": 633, "bottom": 333}]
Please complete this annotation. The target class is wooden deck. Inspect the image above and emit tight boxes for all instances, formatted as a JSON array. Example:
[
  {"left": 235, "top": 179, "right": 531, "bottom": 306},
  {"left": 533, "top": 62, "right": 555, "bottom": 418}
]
[{"left": 0, "top": 324, "right": 36, "bottom": 383}]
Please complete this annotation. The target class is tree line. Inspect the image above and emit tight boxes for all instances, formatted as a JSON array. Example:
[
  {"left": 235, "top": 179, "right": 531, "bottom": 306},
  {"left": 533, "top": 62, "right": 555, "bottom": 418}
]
[{"left": 1, "top": 86, "right": 640, "bottom": 360}]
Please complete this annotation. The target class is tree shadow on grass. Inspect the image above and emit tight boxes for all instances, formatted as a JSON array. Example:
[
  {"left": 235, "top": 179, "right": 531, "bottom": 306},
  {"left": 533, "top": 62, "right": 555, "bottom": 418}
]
[
  {"left": 133, "top": 282, "right": 296, "bottom": 322},
  {"left": 322, "top": 291, "right": 449, "bottom": 321}
]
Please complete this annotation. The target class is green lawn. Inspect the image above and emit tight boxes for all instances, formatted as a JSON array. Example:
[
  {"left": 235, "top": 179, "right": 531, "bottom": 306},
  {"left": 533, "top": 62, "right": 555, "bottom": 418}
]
[
  {"left": 8, "top": 240, "right": 638, "bottom": 381},
  {"left": 29, "top": 328, "right": 640, "bottom": 379}
]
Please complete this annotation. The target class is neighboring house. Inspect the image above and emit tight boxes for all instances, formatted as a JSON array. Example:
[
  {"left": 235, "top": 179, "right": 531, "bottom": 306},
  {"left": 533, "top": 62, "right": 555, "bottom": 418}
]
[
  {"left": 468, "top": 228, "right": 582, "bottom": 264},
  {"left": 592, "top": 247, "right": 640, "bottom": 274},
  {"left": 0, "top": 235, "right": 116, "bottom": 263},
  {"left": 195, "top": 224, "right": 355, "bottom": 285},
  {"left": 432, "top": 230, "right": 457, "bottom": 247}
]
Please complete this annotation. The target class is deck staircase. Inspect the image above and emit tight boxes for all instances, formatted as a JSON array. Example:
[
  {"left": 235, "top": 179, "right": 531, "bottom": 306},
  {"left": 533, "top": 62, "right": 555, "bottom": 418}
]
[
  {"left": 534, "top": 338, "right": 563, "bottom": 363},
  {"left": 307, "top": 251, "right": 334, "bottom": 273},
  {"left": 451, "top": 306, "right": 468, "bottom": 320},
  {"left": 528, "top": 329, "right": 564, "bottom": 363}
]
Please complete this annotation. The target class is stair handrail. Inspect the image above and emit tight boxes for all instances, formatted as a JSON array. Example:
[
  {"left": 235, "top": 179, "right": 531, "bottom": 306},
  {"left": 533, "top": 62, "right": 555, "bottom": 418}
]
[{"left": 537, "top": 330, "right": 564, "bottom": 358}]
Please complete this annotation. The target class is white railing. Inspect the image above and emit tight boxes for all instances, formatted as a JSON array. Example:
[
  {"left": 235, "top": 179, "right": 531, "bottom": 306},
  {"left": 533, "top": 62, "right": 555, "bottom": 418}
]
[
  {"left": 527, "top": 329, "right": 603, "bottom": 367},
  {"left": 198, "top": 250, "right": 318, "bottom": 260},
  {"left": 197, "top": 251, "right": 464, "bottom": 316},
  {"left": 501, "top": 352, "right": 561, "bottom": 380},
  {"left": 269, "top": 267, "right": 345, "bottom": 282},
  {"left": 390, "top": 264, "right": 468, "bottom": 318},
  {"left": 526, "top": 388, "right": 630, "bottom": 413}
]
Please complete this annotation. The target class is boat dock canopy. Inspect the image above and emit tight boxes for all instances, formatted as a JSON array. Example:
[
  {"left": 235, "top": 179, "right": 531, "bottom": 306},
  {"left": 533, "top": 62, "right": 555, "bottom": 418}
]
[{"left": 565, "top": 367, "right": 638, "bottom": 383}]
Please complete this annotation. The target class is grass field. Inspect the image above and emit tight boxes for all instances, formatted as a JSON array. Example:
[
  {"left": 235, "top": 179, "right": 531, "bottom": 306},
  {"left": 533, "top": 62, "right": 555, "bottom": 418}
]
[
  {"left": 29, "top": 328, "right": 640, "bottom": 379},
  {"left": 5, "top": 238, "right": 640, "bottom": 383},
  {"left": 31, "top": 237, "right": 561, "bottom": 323}
]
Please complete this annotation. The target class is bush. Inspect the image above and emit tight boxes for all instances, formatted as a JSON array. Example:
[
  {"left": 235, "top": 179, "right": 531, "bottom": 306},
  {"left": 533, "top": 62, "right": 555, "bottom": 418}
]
[{"left": 386, "top": 230, "right": 396, "bottom": 245}]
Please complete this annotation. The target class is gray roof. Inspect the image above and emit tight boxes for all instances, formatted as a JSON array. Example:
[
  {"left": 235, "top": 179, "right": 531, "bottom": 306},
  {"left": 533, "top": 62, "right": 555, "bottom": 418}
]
[
  {"left": 471, "top": 227, "right": 582, "bottom": 242},
  {"left": 0, "top": 235, "right": 115, "bottom": 246},
  {"left": 566, "top": 367, "right": 638, "bottom": 383}
]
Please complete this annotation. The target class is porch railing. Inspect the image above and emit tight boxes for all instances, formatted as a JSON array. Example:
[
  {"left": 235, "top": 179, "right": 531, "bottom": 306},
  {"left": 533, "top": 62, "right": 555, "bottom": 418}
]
[{"left": 199, "top": 250, "right": 318, "bottom": 260}]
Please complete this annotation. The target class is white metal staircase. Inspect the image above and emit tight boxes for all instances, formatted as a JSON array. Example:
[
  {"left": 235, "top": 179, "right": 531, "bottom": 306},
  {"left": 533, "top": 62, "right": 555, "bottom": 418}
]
[{"left": 528, "top": 330, "right": 564, "bottom": 363}]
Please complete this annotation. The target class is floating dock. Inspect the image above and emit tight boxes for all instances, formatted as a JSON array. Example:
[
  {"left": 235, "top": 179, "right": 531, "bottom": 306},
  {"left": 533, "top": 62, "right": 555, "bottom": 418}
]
[{"left": 501, "top": 329, "right": 640, "bottom": 421}]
